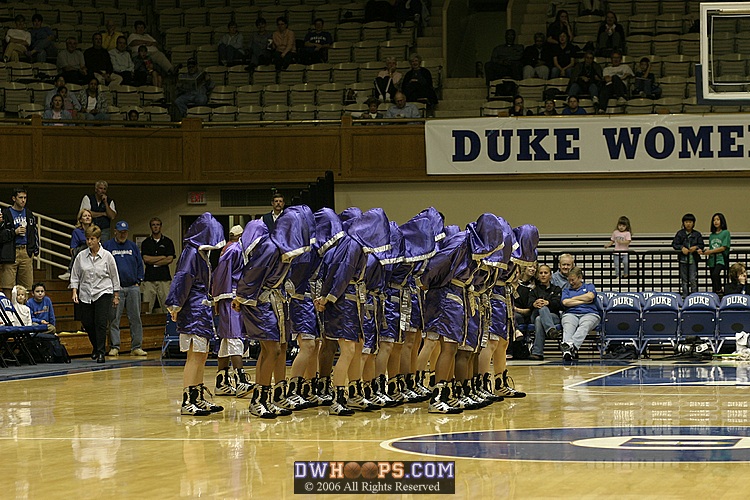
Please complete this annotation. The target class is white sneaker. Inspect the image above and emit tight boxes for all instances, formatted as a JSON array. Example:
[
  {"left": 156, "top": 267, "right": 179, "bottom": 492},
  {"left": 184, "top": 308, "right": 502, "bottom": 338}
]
[
  {"left": 130, "top": 348, "right": 148, "bottom": 356},
  {"left": 108, "top": 348, "right": 119, "bottom": 356},
  {"left": 58, "top": 272, "right": 70, "bottom": 280}
]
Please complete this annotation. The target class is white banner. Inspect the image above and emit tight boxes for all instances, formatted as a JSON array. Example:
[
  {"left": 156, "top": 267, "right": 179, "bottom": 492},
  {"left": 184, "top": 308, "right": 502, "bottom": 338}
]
[{"left": 425, "top": 114, "right": 750, "bottom": 174}]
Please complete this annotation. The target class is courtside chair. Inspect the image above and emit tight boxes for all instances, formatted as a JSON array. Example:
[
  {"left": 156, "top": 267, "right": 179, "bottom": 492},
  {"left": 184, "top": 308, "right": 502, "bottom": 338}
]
[
  {"left": 603, "top": 292, "right": 643, "bottom": 354},
  {"left": 680, "top": 292, "right": 719, "bottom": 344},
  {"left": 717, "top": 294, "right": 750, "bottom": 352},
  {"left": 641, "top": 293, "right": 682, "bottom": 351}
]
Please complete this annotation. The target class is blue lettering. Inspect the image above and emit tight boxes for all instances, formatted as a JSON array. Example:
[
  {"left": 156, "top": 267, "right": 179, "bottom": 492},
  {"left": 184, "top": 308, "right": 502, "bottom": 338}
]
[
  {"left": 516, "top": 129, "right": 550, "bottom": 161},
  {"left": 718, "top": 125, "right": 744, "bottom": 157},
  {"left": 553, "top": 128, "right": 580, "bottom": 160},
  {"left": 308, "top": 462, "right": 328, "bottom": 478},
  {"left": 602, "top": 128, "right": 641, "bottom": 159},
  {"left": 452, "top": 130, "right": 480, "bottom": 162},
  {"left": 486, "top": 129, "right": 513, "bottom": 162},
  {"left": 644, "top": 126, "right": 675, "bottom": 159},
  {"left": 679, "top": 126, "right": 714, "bottom": 158}
]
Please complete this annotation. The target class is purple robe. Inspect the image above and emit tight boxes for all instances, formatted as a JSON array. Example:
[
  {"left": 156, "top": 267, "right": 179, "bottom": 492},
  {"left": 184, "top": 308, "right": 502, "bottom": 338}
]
[
  {"left": 484, "top": 217, "right": 517, "bottom": 340},
  {"left": 166, "top": 212, "right": 226, "bottom": 339},
  {"left": 212, "top": 241, "right": 244, "bottom": 340}
]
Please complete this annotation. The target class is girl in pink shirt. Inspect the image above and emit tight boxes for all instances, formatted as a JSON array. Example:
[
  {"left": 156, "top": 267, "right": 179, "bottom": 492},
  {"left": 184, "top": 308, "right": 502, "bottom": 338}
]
[{"left": 604, "top": 215, "right": 632, "bottom": 278}]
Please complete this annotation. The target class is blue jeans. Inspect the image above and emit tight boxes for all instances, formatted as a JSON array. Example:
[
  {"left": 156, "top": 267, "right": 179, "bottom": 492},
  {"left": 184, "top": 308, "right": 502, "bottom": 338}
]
[
  {"left": 679, "top": 261, "right": 698, "bottom": 297},
  {"left": 562, "top": 312, "right": 600, "bottom": 349},
  {"left": 175, "top": 90, "right": 208, "bottom": 117},
  {"left": 613, "top": 253, "right": 629, "bottom": 277},
  {"left": 109, "top": 285, "right": 143, "bottom": 350},
  {"left": 569, "top": 82, "right": 599, "bottom": 99},
  {"left": 532, "top": 307, "right": 560, "bottom": 355}
]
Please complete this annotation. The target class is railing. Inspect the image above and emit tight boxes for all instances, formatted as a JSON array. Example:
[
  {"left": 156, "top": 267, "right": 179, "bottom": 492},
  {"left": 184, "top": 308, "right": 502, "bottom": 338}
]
[{"left": 0, "top": 201, "right": 74, "bottom": 276}]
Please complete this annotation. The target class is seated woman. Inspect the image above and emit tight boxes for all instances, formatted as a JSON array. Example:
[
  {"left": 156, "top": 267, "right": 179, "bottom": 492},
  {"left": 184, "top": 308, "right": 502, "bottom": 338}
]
[
  {"left": 560, "top": 266, "right": 600, "bottom": 361},
  {"left": 43, "top": 94, "right": 73, "bottom": 125},
  {"left": 374, "top": 57, "right": 402, "bottom": 103},
  {"left": 76, "top": 76, "right": 109, "bottom": 120},
  {"left": 725, "top": 263, "right": 748, "bottom": 295},
  {"left": 528, "top": 264, "right": 562, "bottom": 360},
  {"left": 596, "top": 11, "right": 626, "bottom": 58},
  {"left": 401, "top": 53, "right": 438, "bottom": 111},
  {"left": 546, "top": 9, "right": 574, "bottom": 46},
  {"left": 512, "top": 264, "right": 536, "bottom": 336}
]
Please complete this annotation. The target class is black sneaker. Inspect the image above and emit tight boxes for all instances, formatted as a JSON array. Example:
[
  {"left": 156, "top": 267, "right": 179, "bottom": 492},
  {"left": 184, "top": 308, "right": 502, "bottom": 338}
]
[{"left": 561, "top": 342, "right": 573, "bottom": 362}]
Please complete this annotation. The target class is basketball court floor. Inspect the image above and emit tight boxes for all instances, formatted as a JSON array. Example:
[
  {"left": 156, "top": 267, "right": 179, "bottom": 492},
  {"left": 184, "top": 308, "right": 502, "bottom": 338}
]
[{"left": 2, "top": 357, "right": 749, "bottom": 499}]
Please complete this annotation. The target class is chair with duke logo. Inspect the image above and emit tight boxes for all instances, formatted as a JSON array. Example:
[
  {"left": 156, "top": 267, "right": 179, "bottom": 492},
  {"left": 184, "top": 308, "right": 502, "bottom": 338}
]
[
  {"left": 680, "top": 292, "right": 719, "bottom": 346},
  {"left": 641, "top": 292, "right": 682, "bottom": 354},
  {"left": 602, "top": 292, "right": 642, "bottom": 355},
  {"left": 717, "top": 294, "right": 750, "bottom": 352}
]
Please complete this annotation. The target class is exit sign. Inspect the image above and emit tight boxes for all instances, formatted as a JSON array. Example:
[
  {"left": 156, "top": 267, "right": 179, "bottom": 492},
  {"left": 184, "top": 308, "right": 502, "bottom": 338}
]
[{"left": 188, "top": 191, "right": 206, "bottom": 204}]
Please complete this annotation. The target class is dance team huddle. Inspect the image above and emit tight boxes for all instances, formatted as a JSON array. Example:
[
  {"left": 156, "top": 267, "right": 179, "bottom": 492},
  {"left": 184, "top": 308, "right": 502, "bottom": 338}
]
[{"left": 166, "top": 206, "right": 537, "bottom": 418}]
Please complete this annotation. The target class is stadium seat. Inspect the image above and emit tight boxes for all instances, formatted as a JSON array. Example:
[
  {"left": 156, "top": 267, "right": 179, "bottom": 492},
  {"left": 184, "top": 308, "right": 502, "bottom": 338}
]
[
  {"left": 680, "top": 292, "right": 719, "bottom": 341},
  {"left": 641, "top": 293, "right": 682, "bottom": 352},
  {"left": 717, "top": 294, "right": 750, "bottom": 351},
  {"left": 603, "top": 292, "right": 643, "bottom": 353}
]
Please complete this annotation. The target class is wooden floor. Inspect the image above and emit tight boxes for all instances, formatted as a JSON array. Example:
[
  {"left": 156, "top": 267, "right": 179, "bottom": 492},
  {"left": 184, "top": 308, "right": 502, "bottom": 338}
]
[{"left": 2, "top": 358, "right": 749, "bottom": 499}]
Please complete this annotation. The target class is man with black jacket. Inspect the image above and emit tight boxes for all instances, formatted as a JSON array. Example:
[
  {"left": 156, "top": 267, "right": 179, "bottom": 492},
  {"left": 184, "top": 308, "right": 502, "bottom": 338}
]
[
  {"left": 0, "top": 187, "right": 39, "bottom": 298},
  {"left": 528, "top": 264, "right": 563, "bottom": 360}
]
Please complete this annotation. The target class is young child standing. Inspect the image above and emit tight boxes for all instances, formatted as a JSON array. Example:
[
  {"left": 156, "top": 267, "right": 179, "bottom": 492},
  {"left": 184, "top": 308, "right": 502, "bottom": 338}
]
[
  {"left": 672, "top": 213, "right": 704, "bottom": 297},
  {"left": 604, "top": 216, "right": 632, "bottom": 278},
  {"left": 26, "top": 282, "right": 56, "bottom": 333}
]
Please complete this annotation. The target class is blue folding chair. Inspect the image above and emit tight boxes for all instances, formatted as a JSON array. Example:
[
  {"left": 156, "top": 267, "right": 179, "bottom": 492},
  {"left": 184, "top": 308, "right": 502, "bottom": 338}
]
[
  {"left": 602, "top": 292, "right": 642, "bottom": 354},
  {"left": 680, "top": 292, "right": 719, "bottom": 343},
  {"left": 641, "top": 292, "right": 682, "bottom": 354},
  {"left": 717, "top": 294, "right": 750, "bottom": 352}
]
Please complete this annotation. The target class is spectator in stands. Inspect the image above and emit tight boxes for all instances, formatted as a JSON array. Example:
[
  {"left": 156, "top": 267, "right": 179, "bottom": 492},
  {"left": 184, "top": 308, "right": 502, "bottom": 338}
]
[
  {"left": 598, "top": 50, "right": 634, "bottom": 113},
  {"left": 262, "top": 192, "right": 285, "bottom": 232},
  {"left": 374, "top": 57, "right": 403, "bottom": 103},
  {"left": 59, "top": 208, "right": 93, "bottom": 280},
  {"left": 552, "top": 253, "right": 574, "bottom": 289},
  {"left": 580, "top": 0, "right": 604, "bottom": 16},
  {"left": 0, "top": 187, "right": 40, "bottom": 298},
  {"left": 103, "top": 220, "right": 147, "bottom": 357},
  {"left": 528, "top": 264, "right": 562, "bottom": 360},
  {"left": 672, "top": 213, "right": 704, "bottom": 297},
  {"left": 726, "top": 263, "right": 748, "bottom": 295},
  {"left": 568, "top": 51, "right": 603, "bottom": 107},
  {"left": 218, "top": 21, "right": 245, "bottom": 66},
  {"left": 301, "top": 18, "right": 333, "bottom": 65},
  {"left": 70, "top": 225, "right": 120, "bottom": 364},
  {"left": 57, "top": 86, "right": 81, "bottom": 117},
  {"left": 562, "top": 95, "right": 587, "bottom": 114},
  {"left": 361, "top": 97, "right": 384, "bottom": 121},
  {"left": 12, "top": 285, "right": 32, "bottom": 326},
  {"left": 127, "top": 109, "right": 140, "bottom": 121},
  {"left": 402, "top": 53, "right": 438, "bottom": 111},
  {"left": 3, "top": 15, "right": 30, "bottom": 63},
  {"left": 551, "top": 31, "right": 578, "bottom": 79},
  {"left": 509, "top": 95, "right": 533, "bottom": 116},
  {"left": 127, "top": 21, "right": 173, "bottom": 74},
  {"left": 43, "top": 95, "right": 73, "bottom": 124},
  {"left": 84, "top": 32, "right": 120, "bottom": 87},
  {"left": 539, "top": 99, "right": 558, "bottom": 115},
  {"left": 45, "top": 75, "right": 68, "bottom": 109},
  {"left": 633, "top": 57, "right": 662, "bottom": 99},
  {"left": 174, "top": 58, "right": 214, "bottom": 118},
  {"left": 522, "top": 32, "right": 552, "bottom": 80},
  {"left": 485, "top": 29, "right": 524, "bottom": 83},
  {"left": 698, "top": 213, "right": 730, "bottom": 295},
  {"left": 248, "top": 18, "right": 273, "bottom": 69},
  {"left": 27, "top": 282, "right": 56, "bottom": 334},
  {"left": 133, "top": 45, "right": 163, "bottom": 87},
  {"left": 272, "top": 17, "right": 296, "bottom": 71},
  {"left": 560, "top": 266, "right": 600, "bottom": 362},
  {"left": 596, "top": 11, "right": 627, "bottom": 58},
  {"left": 386, "top": 91, "right": 421, "bottom": 119},
  {"left": 29, "top": 14, "right": 56, "bottom": 63},
  {"left": 110, "top": 36, "right": 135, "bottom": 86},
  {"left": 547, "top": 9, "right": 574, "bottom": 46},
  {"left": 141, "top": 217, "right": 176, "bottom": 314},
  {"left": 80, "top": 181, "right": 116, "bottom": 242},
  {"left": 102, "top": 19, "right": 124, "bottom": 51},
  {"left": 57, "top": 37, "right": 88, "bottom": 85},
  {"left": 513, "top": 263, "right": 537, "bottom": 337},
  {"left": 77, "top": 76, "right": 110, "bottom": 121}
]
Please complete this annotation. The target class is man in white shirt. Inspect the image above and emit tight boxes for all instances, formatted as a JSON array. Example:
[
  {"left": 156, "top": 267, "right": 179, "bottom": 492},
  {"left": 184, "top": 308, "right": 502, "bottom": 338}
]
[
  {"left": 110, "top": 36, "right": 135, "bottom": 85},
  {"left": 4, "top": 15, "right": 31, "bottom": 63},
  {"left": 598, "top": 51, "right": 634, "bottom": 113}
]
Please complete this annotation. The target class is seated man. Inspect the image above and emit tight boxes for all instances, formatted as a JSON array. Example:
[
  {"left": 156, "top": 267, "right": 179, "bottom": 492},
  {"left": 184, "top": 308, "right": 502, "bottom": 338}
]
[
  {"left": 84, "top": 32, "right": 121, "bottom": 86},
  {"left": 560, "top": 266, "right": 600, "bottom": 361},
  {"left": 552, "top": 253, "right": 574, "bottom": 290},
  {"left": 110, "top": 36, "right": 135, "bottom": 86},
  {"left": 568, "top": 51, "right": 603, "bottom": 107},
  {"left": 4, "top": 15, "right": 31, "bottom": 63},
  {"left": 539, "top": 99, "right": 557, "bottom": 115},
  {"left": 562, "top": 95, "right": 587, "bottom": 115},
  {"left": 385, "top": 91, "right": 421, "bottom": 119},
  {"left": 300, "top": 18, "right": 333, "bottom": 65},
  {"left": 218, "top": 21, "right": 245, "bottom": 66},
  {"left": 401, "top": 53, "right": 438, "bottom": 110},
  {"left": 509, "top": 95, "right": 533, "bottom": 116},
  {"left": 248, "top": 17, "right": 273, "bottom": 69},
  {"left": 174, "top": 58, "right": 214, "bottom": 118},
  {"left": 127, "top": 20, "right": 173, "bottom": 74},
  {"left": 598, "top": 51, "right": 634, "bottom": 113},
  {"left": 57, "top": 37, "right": 88, "bottom": 85},
  {"left": 521, "top": 32, "right": 552, "bottom": 80},
  {"left": 485, "top": 29, "right": 523, "bottom": 84},
  {"left": 633, "top": 57, "right": 662, "bottom": 99},
  {"left": 528, "top": 265, "right": 562, "bottom": 360},
  {"left": 29, "top": 14, "right": 56, "bottom": 63}
]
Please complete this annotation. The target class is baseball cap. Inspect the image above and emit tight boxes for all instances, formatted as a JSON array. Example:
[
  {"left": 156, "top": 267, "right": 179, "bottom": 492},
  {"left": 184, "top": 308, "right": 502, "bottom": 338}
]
[
  {"left": 229, "top": 225, "right": 243, "bottom": 237},
  {"left": 115, "top": 221, "right": 129, "bottom": 231}
]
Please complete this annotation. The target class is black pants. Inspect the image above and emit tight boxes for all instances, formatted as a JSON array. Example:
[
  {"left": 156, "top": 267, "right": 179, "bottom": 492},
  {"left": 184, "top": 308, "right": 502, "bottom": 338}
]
[
  {"left": 80, "top": 294, "right": 113, "bottom": 356},
  {"left": 710, "top": 264, "right": 726, "bottom": 294}
]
